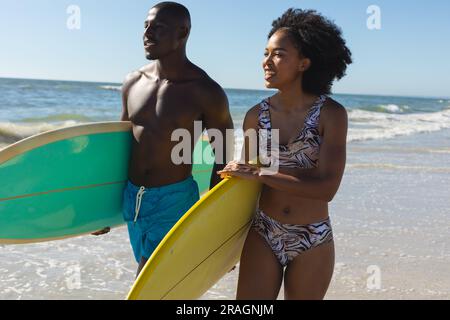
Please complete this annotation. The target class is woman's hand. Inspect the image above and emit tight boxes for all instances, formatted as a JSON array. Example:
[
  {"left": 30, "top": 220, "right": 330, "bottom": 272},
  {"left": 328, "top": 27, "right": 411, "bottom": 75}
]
[{"left": 217, "top": 160, "right": 261, "bottom": 181}]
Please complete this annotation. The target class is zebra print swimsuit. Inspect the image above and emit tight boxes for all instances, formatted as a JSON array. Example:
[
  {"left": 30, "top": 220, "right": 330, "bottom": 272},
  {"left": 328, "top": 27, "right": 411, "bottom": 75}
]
[
  {"left": 258, "top": 95, "right": 327, "bottom": 169},
  {"left": 253, "top": 95, "right": 334, "bottom": 267},
  {"left": 252, "top": 210, "right": 333, "bottom": 267}
]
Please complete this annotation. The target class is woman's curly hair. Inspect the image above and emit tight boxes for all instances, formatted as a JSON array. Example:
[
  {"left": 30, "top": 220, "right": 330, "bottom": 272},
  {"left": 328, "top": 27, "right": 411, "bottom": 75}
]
[{"left": 269, "top": 9, "right": 352, "bottom": 95}]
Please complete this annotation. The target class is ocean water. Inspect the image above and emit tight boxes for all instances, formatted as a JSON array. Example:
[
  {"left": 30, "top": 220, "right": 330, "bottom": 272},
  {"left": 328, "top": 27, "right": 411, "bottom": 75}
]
[
  {"left": 1, "top": 78, "right": 449, "bottom": 300},
  {"left": 1, "top": 77, "right": 450, "bottom": 149}
]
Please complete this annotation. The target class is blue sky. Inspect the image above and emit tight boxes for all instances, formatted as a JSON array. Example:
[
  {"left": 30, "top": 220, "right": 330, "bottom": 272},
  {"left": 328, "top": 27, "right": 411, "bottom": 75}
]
[{"left": 0, "top": 0, "right": 449, "bottom": 98}]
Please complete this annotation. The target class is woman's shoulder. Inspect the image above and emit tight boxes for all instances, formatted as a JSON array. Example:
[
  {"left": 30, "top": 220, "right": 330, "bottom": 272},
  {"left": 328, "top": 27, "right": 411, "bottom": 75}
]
[
  {"left": 322, "top": 97, "right": 348, "bottom": 121},
  {"left": 319, "top": 97, "right": 348, "bottom": 134},
  {"left": 247, "top": 96, "right": 272, "bottom": 117},
  {"left": 247, "top": 103, "right": 261, "bottom": 116},
  {"left": 243, "top": 100, "right": 267, "bottom": 130}
]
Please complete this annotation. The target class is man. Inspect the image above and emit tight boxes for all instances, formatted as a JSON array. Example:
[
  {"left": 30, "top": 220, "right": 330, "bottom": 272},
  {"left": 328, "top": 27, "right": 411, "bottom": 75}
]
[{"left": 94, "top": 2, "right": 233, "bottom": 277}]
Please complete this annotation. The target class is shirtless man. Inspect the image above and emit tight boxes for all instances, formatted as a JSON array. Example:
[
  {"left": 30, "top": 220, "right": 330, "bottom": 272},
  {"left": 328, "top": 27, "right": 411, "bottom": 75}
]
[{"left": 95, "top": 2, "right": 233, "bottom": 277}]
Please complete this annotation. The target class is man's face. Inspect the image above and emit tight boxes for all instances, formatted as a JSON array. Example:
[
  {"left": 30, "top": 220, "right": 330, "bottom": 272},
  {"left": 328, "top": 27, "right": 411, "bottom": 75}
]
[{"left": 143, "top": 8, "right": 183, "bottom": 60}]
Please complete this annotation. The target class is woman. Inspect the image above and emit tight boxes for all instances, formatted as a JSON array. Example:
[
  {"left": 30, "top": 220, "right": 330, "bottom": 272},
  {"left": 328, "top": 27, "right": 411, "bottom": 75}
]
[{"left": 219, "top": 9, "right": 352, "bottom": 300}]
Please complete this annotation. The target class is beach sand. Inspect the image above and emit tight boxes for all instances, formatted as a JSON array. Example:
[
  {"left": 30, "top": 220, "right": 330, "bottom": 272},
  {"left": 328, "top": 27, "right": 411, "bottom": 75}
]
[{"left": 1, "top": 128, "right": 449, "bottom": 300}]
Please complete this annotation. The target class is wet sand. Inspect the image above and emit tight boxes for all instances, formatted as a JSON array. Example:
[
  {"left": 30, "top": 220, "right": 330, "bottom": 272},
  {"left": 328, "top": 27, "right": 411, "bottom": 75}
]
[{"left": 1, "top": 129, "right": 449, "bottom": 300}]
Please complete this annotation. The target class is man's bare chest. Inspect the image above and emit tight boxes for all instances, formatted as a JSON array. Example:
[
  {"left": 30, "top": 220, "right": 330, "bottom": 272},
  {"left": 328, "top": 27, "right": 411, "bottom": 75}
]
[{"left": 127, "top": 80, "right": 201, "bottom": 126}]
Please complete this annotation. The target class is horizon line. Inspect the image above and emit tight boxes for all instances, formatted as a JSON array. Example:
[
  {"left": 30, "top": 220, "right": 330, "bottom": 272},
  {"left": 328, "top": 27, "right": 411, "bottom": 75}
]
[{"left": 0, "top": 76, "right": 448, "bottom": 101}]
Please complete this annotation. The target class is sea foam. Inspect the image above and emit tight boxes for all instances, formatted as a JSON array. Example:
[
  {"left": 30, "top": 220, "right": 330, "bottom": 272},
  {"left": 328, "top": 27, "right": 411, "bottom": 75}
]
[
  {"left": 0, "top": 121, "right": 80, "bottom": 145},
  {"left": 347, "top": 109, "right": 450, "bottom": 142},
  {"left": 99, "top": 85, "right": 122, "bottom": 92}
]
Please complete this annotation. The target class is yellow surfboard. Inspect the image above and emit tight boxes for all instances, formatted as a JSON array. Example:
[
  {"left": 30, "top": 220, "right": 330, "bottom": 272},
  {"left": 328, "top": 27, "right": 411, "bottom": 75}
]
[{"left": 126, "top": 177, "right": 262, "bottom": 300}]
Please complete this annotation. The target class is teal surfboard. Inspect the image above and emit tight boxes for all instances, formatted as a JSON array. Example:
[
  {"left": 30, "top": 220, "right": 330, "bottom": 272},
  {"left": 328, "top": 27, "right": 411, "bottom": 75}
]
[{"left": 0, "top": 122, "right": 214, "bottom": 244}]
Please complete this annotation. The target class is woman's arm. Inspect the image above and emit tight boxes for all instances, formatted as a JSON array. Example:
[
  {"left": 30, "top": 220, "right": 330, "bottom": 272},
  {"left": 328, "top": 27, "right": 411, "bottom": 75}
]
[
  {"left": 241, "top": 105, "right": 260, "bottom": 164},
  {"left": 217, "top": 105, "right": 261, "bottom": 178}
]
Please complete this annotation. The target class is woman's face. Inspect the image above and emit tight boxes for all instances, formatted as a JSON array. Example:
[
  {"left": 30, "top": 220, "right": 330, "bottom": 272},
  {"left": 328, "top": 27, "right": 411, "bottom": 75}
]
[{"left": 262, "top": 29, "right": 310, "bottom": 89}]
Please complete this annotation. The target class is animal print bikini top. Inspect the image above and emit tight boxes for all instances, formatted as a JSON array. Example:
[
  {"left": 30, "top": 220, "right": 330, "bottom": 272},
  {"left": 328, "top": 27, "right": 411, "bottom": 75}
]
[{"left": 258, "top": 95, "right": 327, "bottom": 169}]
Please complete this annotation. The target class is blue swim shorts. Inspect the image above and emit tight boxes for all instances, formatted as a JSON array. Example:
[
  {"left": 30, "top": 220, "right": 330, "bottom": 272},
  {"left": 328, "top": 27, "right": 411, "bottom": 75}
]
[{"left": 122, "top": 176, "right": 200, "bottom": 263}]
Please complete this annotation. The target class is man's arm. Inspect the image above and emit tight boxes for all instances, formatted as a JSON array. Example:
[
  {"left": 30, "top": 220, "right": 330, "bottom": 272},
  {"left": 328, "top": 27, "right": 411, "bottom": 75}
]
[
  {"left": 201, "top": 82, "right": 234, "bottom": 190},
  {"left": 92, "top": 72, "right": 140, "bottom": 237},
  {"left": 120, "top": 71, "right": 142, "bottom": 121}
]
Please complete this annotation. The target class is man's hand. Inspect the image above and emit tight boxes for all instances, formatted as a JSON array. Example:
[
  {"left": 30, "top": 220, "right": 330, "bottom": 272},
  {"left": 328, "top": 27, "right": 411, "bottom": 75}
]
[{"left": 91, "top": 227, "right": 111, "bottom": 236}]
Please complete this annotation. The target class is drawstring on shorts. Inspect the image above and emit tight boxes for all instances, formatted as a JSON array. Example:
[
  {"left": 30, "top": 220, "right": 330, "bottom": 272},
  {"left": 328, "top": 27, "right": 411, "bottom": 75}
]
[{"left": 134, "top": 186, "right": 146, "bottom": 223}]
